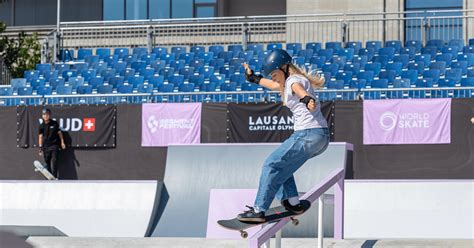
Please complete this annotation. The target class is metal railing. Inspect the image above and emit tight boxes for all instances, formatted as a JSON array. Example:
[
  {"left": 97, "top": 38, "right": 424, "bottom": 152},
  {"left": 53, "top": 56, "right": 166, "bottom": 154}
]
[{"left": 0, "top": 87, "right": 472, "bottom": 106}]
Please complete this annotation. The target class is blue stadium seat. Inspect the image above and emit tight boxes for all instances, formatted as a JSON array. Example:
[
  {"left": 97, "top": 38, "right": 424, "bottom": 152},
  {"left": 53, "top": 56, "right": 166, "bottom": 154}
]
[
  {"left": 400, "top": 47, "right": 416, "bottom": 60},
  {"left": 170, "top": 60, "right": 186, "bottom": 70},
  {"left": 148, "top": 75, "right": 164, "bottom": 88},
  {"left": 378, "top": 47, "right": 396, "bottom": 60},
  {"left": 218, "top": 51, "right": 234, "bottom": 63},
  {"left": 178, "top": 83, "right": 195, "bottom": 92},
  {"left": 445, "top": 68, "right": 462, "bottom": 83},
  {"left": 286, "top": 43, "right": 302, "bottom": 54},
  {"left": 161, "top": 53, "right": 176, "bottom": 64},
  {"left": 220, "top": 82, "right": 237, "bottom": 91},
  {"left": 44, "top": 70, "right": 59, "bottom": 81},
  {"left": 239, "top": 50, "right": 254, "bottom": 61},
  {"left": 404, "top": 40, "right": 422, "bottom": 53},
  {"left": 230, "top": 58, "right": 245, "bottom": 68},
  {"left": 318, "top": 49, "right": 334, "bottom": 59},
  {"left": 349, "top": 79, "right": 366, "bottom": 89},
  {"left": 343, "top": 63, "right": 360, "bottom": 74},
  {"left": 117, "top": 84, "right": 133, "bottom": 94},
  {"left": 441, "top": 46, "right": 459, "bottom": 57},
  {"left": 326, "top": 42, "right": 342, "bottom": 52},
  {"left": 310, "top": 56, "right": 326, "bottom": 69},
  {"left": 297, "top": 49, "right": 314, "bottom": 62},
  {"left": 372, "top": 79, "right": 389, "bottom": 88},
  {"left": 171, "top": 46, "right": 186, "bottom": 57},
  {"left": 330, "top": 56, "right": 346, "bottom": 68},
  {"left": 30, "top": 78, "right": 46, "bottom": 90},
  {"left": 267, "top": 43, "right": 282, "bottom": 50},
  {"left": 108, "top": 76, "right": 125, "bottom": 88},
  {"left": 227, "top": 44, "right": 242, "bottom": 54},
  {"left": 97, "top": 85, "right": 113, "bottom": 94},
  {"left": 17, "top": 86, "right": 33, "bottom": 96},
  {"left": 96, "top": 48, "right": 111, "bottom": 59},
  {"left": 448, "top": 39, "right": 463, "bottom": 48},
  {"left": 326, "top": 79, "right": 344, "bottom": 90},
  {"left": 55, "top": 63, "right": 70, "bottom": 72},
  {"left": 401, "top": 69, "right": 418, "bottom": 84},
  {"left": 159, "top": 68, "right": 175, "bottom": 78},
  {"left": 56, "top": 85, "right": 73, "bottom": 95},
  {"left": 247, "top": 44, "right": 264, "bottom": 53},
  {"left": 358, "top": 48, "right": 375, "bottom": 61},
  {"left": 73, "top": 62, "right": 89, "bottom": 72},
  {"left": 430, "top": 61, "right": 447, "bottom": 75},
  {"left": 392, "top": 78, "right": 411, "bottom": 88},
  {"left": 209, "top": 45, "right": 225, "bottom": 55},
  {"left": 104, "top": 55, "right": 119, "bottom": 65},
  {"left": 463, "top": 45, "right": 474, "bottom": 54},
  {"left": 158, "top": 83, "right": 175, "bottom": 93},
  {"left": 386, "top": 62, "right": 403, "bottom": 76},
  {"left": 199, "top": 82, "right": 217, "bottom": 92},
  {"left": 414, "top": 54, "right": 431, "bottom": 65},
  {"left": 249, "top": 58, "right": 263, "bottom": 71},
  {"left": 422, "top": 69, "right": 440, "bottom": 83},
  {"left": 438, "top": 78, "right": 456, "bottom": 87},
  {"left": 62, "top": 70, "right": 78, "bottom": 80},
  {"left": 140, "top": 68, "right": 155, "bottom": 78},
  {"left": 77, "top": 85, "right": 93, "bottom": 94},
  {"left": 36, "top": 63, "right": 52, "bottom": 74},
  {"left": 421, "top": 46, "right": 438, "bottom": 57},
  {"left": 60, "top": 49, "right": 74, "bottom": 62},
  {"left": 124, "top": 54, "right": 138, "bottom": 64},
  {"left": 85, "top": 55, "right": 100, "bottom": 65},
  {"left": 345, "top": 41, "right": 362, "bottom": 54},
  {"left": 450, "top": 61, "right": 468, "bottom": 75},
  {"left": 150, "top": 60, "right": 167, "bottom": 71},
  {"left": 353, "top": 55, "right": 368, "bottom": 67},
  {"left": 68, "top": 77, "right": 85, "bottom": 88},
  {"left": 416, "top": 78, "right": 434, "bottom": 88},
  {"left": 385, "top": 40, "right": 402, "bottom": 54},
  {"left": 322, "top": 63, "right": 339, "bottom": 75},
  {"left": 190, "top": 46, "right": 205, "bottom": 54},
  {"left": 209, "top": 58, "right": 225, "bottom": 69},
  {"left": 229, "top": 74, "right": 245, "bottom": 86},
  {"left": 306, "top": 42, "right": 322, "bottom": 53},
  {"left": 77, "top": 48, "right": 92, "bottom": 60},
  {"left": 470, "top": 39, "right": 474, "bottom": 46},
  {"left": 36, "top": 86, "right": 52, "bottom": 95},
  {"left": 335, "top": 71, "right": 353, "bottom": 85},
  {"left": 168, "top": 75, "right": 184, "bottom": 85},
  {"left": 133, "top": 48, "right": 148, "bottom": 57},
  {"left": 364, "top": 62, "right": 382, "bottom": 75},
  {"left": 24, "top": 70, "right": 39, "bottom": 82},
  {"left": 0, "top": 87, "right": 13, "bottom": 96},
  {"left": 210, "top": 74, "right": 225, "bottom": 85},
  {"left": 373, "top": 55, "right": 389, "bottom": 68},
  {"left": 113, "top": 61, "right": 127, "bottom": 74},
  {"left": 142, "top": 54, "right": 157, "bottom": 64},
  {"left": 435, "top": 54, "right": 453, "bottom": 67},
  {"left": 219, "top": 66, "right": 235, "bottom": 78},
  {"left": 179, "top": 67, "right": 194, "bottom": 79},
  {"left": 393, "top": 54, "right": 410, "bottom": 68},
  {"left": 189, "top": 74, "right": 205, "bottom": 85},
  {"left": 366, "top": 41, "right": 382, "bottom": 51},
  {"left": 338, "top": 48, "right": 354, "bottom": 60},
  {"left": 121, "top": 68, "right": 136, "bottom": 78},
  {"left": 49, "top": 78, "right": 65, "bottom": 89},
  {"left": 461, "top": 77, "right": 474, "bottom": 87},
  {"left": 114, "top": 47, "right": 129, "bottom": 58},
  {"left": 199, "top": 66, "right": 215, "bottom": 79},
  {"left": 457, "top": 53, "right": 474, "bottom": 67},
  {"left": 152, "top": 47, "right": 168, "bottom": 57},
  {"left": 379, "top": 70, "right": 396, "bottom": 82},
  {"left": 88, "top": 77, "right": 104, "bottom": 89},
  {"left": 426, "top": 39, "right": 444, "bottom": 51},
  {"left": 177, "top": 52, "right": 193, "bottom": 64},
  {"left": 137, "top": 84, "right": 154, "bottom": 93},
  {"left": 199, "top": 52, "right": 214, "bottom": 64},
  {"left": 293, "top": 56, "right": 305, "bottom": 67},
  {"left": 357, "top": 71, "right": 375, "bottom": 84}
]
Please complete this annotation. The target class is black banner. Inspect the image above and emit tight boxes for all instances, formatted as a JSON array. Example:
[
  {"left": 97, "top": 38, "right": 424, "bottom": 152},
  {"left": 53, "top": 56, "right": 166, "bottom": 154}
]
[
  {"left": 227, "top": 102, "right": 335, "bottom": 143},
  {"left": 17, "top": 105, "right": 116, "bottom": 148}
]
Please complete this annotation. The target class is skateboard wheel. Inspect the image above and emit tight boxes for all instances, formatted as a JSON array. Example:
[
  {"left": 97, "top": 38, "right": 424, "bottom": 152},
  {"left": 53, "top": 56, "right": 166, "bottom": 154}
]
[
  {"left": 240, "top": 230, "right": 248, "bottom": 238},
  {"left": 291, "top": 218, "right": 299, "bottom": 226}
]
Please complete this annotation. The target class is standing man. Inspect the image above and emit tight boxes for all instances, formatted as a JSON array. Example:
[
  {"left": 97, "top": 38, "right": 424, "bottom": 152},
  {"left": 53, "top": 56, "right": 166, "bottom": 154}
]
[{"left": 38, "top": 108, "right": 66, "bottom": 178}]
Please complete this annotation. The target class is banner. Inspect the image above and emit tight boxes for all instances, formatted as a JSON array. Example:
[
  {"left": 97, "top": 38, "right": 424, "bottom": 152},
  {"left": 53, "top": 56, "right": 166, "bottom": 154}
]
[
  {"left": 227, "top": 102, "right": 334, "bottom": 143},
  {"left": 17, "top": 105, "right": 116, "bottom": 148},
  {"left": 141, "top": 103, "right": 202, "bottom": 147},
  {"left": 363, "top": 99, "right": 451, "bottom": 145}
]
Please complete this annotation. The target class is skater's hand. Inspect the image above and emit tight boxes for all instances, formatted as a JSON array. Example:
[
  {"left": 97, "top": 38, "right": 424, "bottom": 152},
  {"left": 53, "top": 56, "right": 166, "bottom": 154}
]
[
  {"left": 307, "top": 99, "right": 316, "bottom": 112},
  {"left": 61, "top": 142, "right": 66, "bottom": 150},
  {"left": 243, "top": 63, "right": 263, "bottom": 84}
]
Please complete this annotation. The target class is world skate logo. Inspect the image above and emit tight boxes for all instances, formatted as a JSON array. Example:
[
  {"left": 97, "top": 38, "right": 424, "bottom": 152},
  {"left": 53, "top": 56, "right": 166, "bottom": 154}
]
[
  {"left": 379, "top": 111, "right": 430, "bottom": 131},
  {"left": 379, "top": 112, "right": 397, "bottom": 131},
  {"left": 147, "top": 115, "right": 159, "bottom": 133}
]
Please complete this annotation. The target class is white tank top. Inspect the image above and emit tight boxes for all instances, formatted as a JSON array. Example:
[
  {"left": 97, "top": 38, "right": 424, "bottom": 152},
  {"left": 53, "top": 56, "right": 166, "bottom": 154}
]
[{"left": 284, "top": 75, "right": 328, "bottom": 131}]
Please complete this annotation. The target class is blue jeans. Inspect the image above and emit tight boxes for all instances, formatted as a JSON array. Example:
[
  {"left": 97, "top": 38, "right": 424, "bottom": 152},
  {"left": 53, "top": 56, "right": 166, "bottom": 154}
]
[{"left": 254, "top": 128, "right": 330, "bottom": 212}]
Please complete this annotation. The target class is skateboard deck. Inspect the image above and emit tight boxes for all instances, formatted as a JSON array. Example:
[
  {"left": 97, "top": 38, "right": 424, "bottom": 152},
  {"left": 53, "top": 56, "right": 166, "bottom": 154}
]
[
  {"left": 34, "top": 160, "right": 57, "bottom": 180},
  {"left": 217, "top": 200, "right": 311, "bottom": 238}
]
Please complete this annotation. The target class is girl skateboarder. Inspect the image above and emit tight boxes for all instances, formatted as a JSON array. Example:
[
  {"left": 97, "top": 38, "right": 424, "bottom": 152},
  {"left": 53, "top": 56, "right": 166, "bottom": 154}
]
[{"left": 238, "top": 49, "right": 329, "bottom": 222}]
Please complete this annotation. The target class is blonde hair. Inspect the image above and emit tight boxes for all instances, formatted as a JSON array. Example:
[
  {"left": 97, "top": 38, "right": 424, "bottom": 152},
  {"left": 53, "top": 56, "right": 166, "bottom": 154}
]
[{"left": 279, "top": 63, "right": 325, "bottom": 103}]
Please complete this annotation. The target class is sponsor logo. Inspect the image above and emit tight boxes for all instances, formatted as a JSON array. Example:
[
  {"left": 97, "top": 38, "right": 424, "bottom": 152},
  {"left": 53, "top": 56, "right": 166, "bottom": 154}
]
[
  {"left": 39, "top": 118, "right": 97, "bottom": 132},
  {"left": 147, "top": 115, "right": 195, "bottom": 133},
  {"left": 83, "top": 118, "right": 96, "bottom": 132},
  {"left": 379, "top": 111, "right": 430, "bottom": 131},
  {"left": 248, "top": 115, "right": 294, "bottom": 131}
]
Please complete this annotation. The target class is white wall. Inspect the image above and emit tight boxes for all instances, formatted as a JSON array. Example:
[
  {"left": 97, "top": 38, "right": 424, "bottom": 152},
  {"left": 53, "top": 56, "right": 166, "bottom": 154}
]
[{"left": 344, "top": 180, "right": 474, "bottom": 239}]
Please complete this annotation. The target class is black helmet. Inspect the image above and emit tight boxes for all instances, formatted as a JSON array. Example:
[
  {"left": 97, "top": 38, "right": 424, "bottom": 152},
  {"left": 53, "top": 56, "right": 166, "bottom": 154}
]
[
  {"left": 262, "top": 49, "right": 292, "bottom": 77},
  {"left": 42, "top": 108, "right": 51, "bottom": 114}
]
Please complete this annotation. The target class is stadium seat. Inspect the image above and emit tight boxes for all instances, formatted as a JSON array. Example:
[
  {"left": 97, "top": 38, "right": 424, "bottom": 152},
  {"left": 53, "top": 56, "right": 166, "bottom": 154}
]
[
  {"left": 88, "top": 77, "right": 104, "bottom": 89},
  {"left": 441, "top": 46, "right": 459, "bottom": 57},
  {"left": 366, "top": 41, "right": 382, "bottom": 51},
  {"left": 199, "top": 52, "right": 214, "bottom": 64},
  {"left": 161, "top": 53, "right": 176, "bottom": 64},
  {"left": 421, "top": 46, "right": 438, "bottom": 57},
  {"left": 445, "top": 68, "right": 462, "bottom": 83},
  {"left": 392, "top": 78, "right": 411, "bottom": 88},
  {"left": 199, "top": 82, "right": 217, "bottom": 92},
  {"left": 104, "top": 55, "right": 119, "bottom": 65},
  {"left": 393, "top": 54, "right": 410, "bottom": 68},
  {"left": 426, "top": 39, "right": 444, "bottom": 51},
  {"left": 405, "top": 40, "right": 422, "bottom": 53},
  {"left": 239, "top": 50, "right": 254, "bottom": 61},
  {"left": 457, "top": 53, "right": 474, "bottom": 67},
  {"left": 364, "top": 62, "right": 382, "bottom": 75},
  {"left": 178, "top": 83, "right": 195, "bottom": 92},
  {"left": 117, "top": 84, "right": 133, "bottom": 94},
  {"left": 379, "top": 70, "right": 396, "bottom": 82},
  {"left": 97, "top": 85, "right": 113, "bottom": 94},
  {"left": 357, "top": 71, "right": 375, "bottom": 84},
  {"left": 189, "top": 74, "right": 205, "bottom": 86},
  {"left": 293, "top": 56, "right": 305, "bottom": 67},
  {"left": 0, "top": 87, "right": 13, "bottom": 96},
  {"left": 209, "top": 58, "right": 225, "bottom": 69},
  {"left": 435, "top": 54, "right": 453, "bottom": 67},
  {"left": 335, "top": 71, "right": 353, "bottom": 84},
  {"left": 44, "top": 70, "right": 59, "bottom": 81},
  {"left": 220, "top": 82, "right": 237, "bottom": 91},
  {"left": 247, "top": 44, "right": 264, "bottom": 53},
  {"left": 286, "top": 43, "right": 302, "bottom": 54},
  {"left": 170, "top": 60, "right": 186, "bottom": 70},
  {"left": 349, "top": 79, "right": 367, "bottom": 89},
  {"left": 210, "top": 74, "right": 225, "bottom": 85},
  {"left": 297, "top": 49, "right": 314, "bottom": 62},
  {"left": 49, "top": 78, "right": 65, "bottom": 89},
  {"left": 326, "top": 42, "right": 342, "bottom": 52},
  {"left": 326, "top": 79, "right": 344, "bottom": 89},
  {"left": 159, "top": 68, "right": 175, "bottom": 78},
  {"left": 400, "top": 47, "right": 416, "bottom": 60},
  {"left": 343, "top": 63, "right": 360, "bottom": 74},
  {"left": 318, "top": 49, "right": 334, "bottom": 59},
  {"left": 179, "top": 67, "right": 194, "bottom": 79},
  {"left": 150, "top": 60, "right": 166, "bottom": 72},
  {"left": 95, "top": 48, "right": 111, "bottom": 59},
  {"left": 148, "top": 75, "right": 164, "bottom": 88},
  {"left": 352, "top": 55, "right": 368, "bottom": 67},
  {"left": 209, "top": 45, "right": 225, "bottom": 55},
  {"left": 158, "top": 83, "right": 175, "bottom": 93},
  {"left": 199, "top": 67, "right": 215, "bottom": 79},
  {"left": 56, "top": 85, "right": 73, "bottom": 95},
  {"left": 62, "top": 70, "right": 78, "bottom": 80},
  {"left": 36, "top": 63, "right": 52, "bottom": 74},
  {"left": 267, "top": 43, "right": 282, "bottom": 50},
  {"left": 464, "top": 45, "right": 474, "bottom": 54},
  {"left": 30, "top": 78, "right": 46, "bottom": 90},
  {"left": 338, "top": 48, "right": 355, "bottom": 60},
  {"left": 378, "top": 47, "right": 396, "bottom": 60},
  {"left": 430, "top": 61, "right": 447, "bottom": 75},
  {"left": 322, "top": 63, "right": 339, "bottom": 75},
  {"left": 218, "top": 51, "right": 234, "bottom": 63},
  {"left": 77, "top": 85, "right": 93, "bottom": 94},
  {"left": 372, "top": 79, "right": 389, "bottom": 88},
  {"left": 36, "top": 86, "right": 52, "bottom": 95},
  {"left": 461, "top": 77, "right": 474, "bottom": 87},
  {"left": 171, "top": 46, "right": 186, "bottom": 56},
  {"left": 85, "top": 55, "right": 100, "bottom": 65},
  {"left": 113, "top": 61, "right": 128, "bottom": 73},
  {"left": 448, "top": 39, "right": 463, "bottom": 49},
  {"left": 422, "top": 69, "right": 440, "bottom": 83},
  {"left": 416, "top": 78, "right": 434, "bottom": 88},
  {"left": 60, "top": 49, "right": 74, "bottom": 62},
  {"left": 345, "top": 41, "right": 362, "bottom": 54},
  {"left": 450, "top": 61, "right": 468, "bottom": 75},
  {"left": 142, "top": 54, "right": 157, "bottom": 64},
  {"left": 306, "top": 42, "right": 322, "bottom": 53},
  {"left": 168, "top": 75, "right": 184, "bottom": 86},
  {"left": 17, "top": 86, "right": 33, "bottom": 96},
  {"left": 190, "top": 46, "right": 206, "bottom": 54},
  {"left": 385, "top": 40, "right": 402, "bottom": 54},
  {"left": 114, "top": 47, "right": 129, "bottom": 58},
  {"left": 414, "top": 54, "right": 431, "bottom": 65},
  {"left": 310, "top": 56, "right": 326, "bottom": 68},
  {"left": 128, "top": 75, "right": 145, "bottom": 87},
  {"left": 358, "top": 48, "right": 375, "bottom": 61},
  {"left": 386, "top": 62, "right": 403, "bottom": 76},
  {"left": 219, "top": 66, "right": 235, "bottom": 78},
  {"left": 68, "top": 77, "right": 85, "bottom": 88},
  {"left": 76, "top": 48, "right": 92, "bottom": 61},
  {"left": 470, "top": 38, "right": 474, "bottom": 46},
  {"left": 108, "top": 76, "right": 125, "bottom": 88},
  {"left": 401, "top": 69, "right": 418, "bottom": 84},
  {"left": 227, "top": 44, "right": 242, "bottom": 54},
  {"left": 152, "top": 47, "right": 168, "bottom": 57},
  {"left": 137, "top": 84, "right": 154, "bottom": 93},
  {"left": 121, "top": 68, "right": 136, "bottom": 78},
  {"left": 438, "top": 78, "right": 456, "bottom": 87},
  {"left": 140, "top": 68, "right": 155, "bottom": 78}
]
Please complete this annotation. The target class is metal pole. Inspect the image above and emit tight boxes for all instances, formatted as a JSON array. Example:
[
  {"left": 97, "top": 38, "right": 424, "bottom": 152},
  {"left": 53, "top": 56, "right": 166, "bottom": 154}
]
[
  {"left": 318, "top": 195, "right": 324, "bottom": 248},
  {"left": 55, "top": 0, "right": 61, "bottom": 62},
  {"left": 275, "top": 230, "right": 282, "bottom": 248}
]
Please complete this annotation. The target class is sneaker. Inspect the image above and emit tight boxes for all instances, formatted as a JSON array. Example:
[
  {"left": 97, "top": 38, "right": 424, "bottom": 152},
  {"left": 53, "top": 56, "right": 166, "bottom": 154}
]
[
  {"left": 237, "top": 205, "right": 265, "bottom": 223},
  {"left": 281, "top": 199, "right": 305, "bottom": 214}
]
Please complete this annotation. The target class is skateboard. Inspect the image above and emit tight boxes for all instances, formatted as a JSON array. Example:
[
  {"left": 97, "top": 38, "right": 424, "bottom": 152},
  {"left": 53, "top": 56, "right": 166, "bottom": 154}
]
[
  {"left": 34, "top": 160, "right": 57, "bottom": 180},
  {"left": 217, "top": 200, "right": 311, "bottom": 238}
]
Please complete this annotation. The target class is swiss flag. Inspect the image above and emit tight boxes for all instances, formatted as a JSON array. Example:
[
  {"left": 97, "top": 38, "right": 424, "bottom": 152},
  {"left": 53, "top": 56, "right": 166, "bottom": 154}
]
[{"left": 83, "top": 118, "right": 96, "bottom": 132}]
